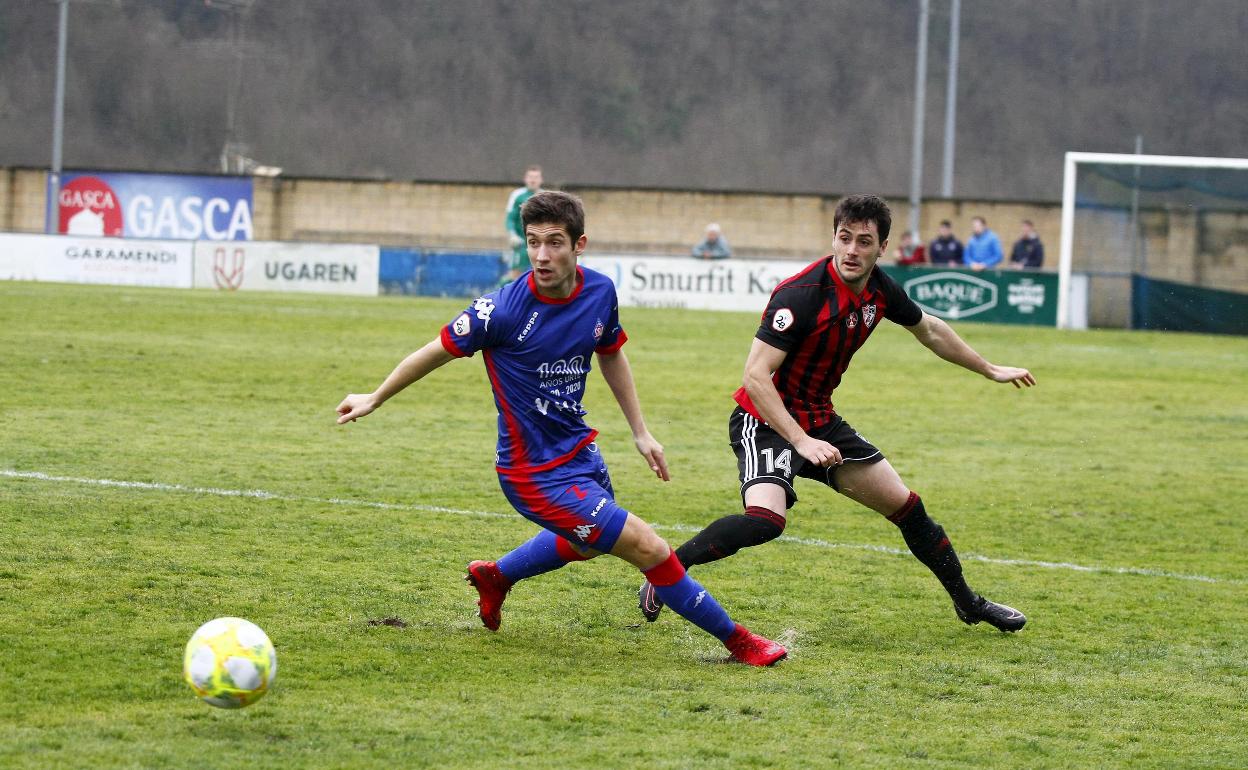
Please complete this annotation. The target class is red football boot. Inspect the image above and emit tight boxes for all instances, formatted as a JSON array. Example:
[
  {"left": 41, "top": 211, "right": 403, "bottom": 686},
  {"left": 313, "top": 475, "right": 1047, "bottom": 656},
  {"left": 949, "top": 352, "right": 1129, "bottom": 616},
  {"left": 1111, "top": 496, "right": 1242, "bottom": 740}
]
[
  {"left": 723, "top": 624, "right": 787, "bottom": 667},
  {"left": 465, "top": 560, "right": 512, "bottom": 631}
]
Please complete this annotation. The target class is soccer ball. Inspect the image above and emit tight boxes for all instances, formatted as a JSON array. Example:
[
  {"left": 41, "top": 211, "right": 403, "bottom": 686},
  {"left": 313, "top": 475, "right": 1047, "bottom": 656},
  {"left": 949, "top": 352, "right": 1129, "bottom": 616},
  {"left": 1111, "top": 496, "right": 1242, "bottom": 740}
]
[{"left": 183, "top": 617, "right": 277, "bottom": 709}]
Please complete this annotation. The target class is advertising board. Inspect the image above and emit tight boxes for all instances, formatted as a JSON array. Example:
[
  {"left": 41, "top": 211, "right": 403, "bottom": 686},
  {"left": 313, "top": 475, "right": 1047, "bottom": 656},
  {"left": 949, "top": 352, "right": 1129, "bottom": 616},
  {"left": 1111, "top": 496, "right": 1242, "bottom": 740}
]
[
  {"left": 582, "top": 255, "right": 1060, "bottom": 326},
  {"left": 192, "top": 241, "right": 379, "bottom": 296},
  {"left": 0, "top": 232, "right": 193, "bottom": 288},
  {"left": 54, "top": 171, "right": 254, "bottom": 241}
]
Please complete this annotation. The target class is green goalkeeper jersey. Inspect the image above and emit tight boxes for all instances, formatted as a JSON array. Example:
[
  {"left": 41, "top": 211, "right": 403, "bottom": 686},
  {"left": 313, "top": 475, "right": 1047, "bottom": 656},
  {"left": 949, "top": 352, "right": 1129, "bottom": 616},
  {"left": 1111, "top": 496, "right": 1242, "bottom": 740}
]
[{"left": 504, "top": 186, "right": 539, "bottom": 270}]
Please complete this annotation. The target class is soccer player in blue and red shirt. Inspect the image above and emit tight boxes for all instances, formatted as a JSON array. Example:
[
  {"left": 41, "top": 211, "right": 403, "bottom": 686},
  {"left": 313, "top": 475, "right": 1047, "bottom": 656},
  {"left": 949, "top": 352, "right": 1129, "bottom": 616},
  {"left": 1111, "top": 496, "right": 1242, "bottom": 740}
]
[
  {"left": 337, "top": 191, "right": 786, "bottom": 666},
  {"left": 639, "top": 195, "right": 1036, "bottom": 632}
]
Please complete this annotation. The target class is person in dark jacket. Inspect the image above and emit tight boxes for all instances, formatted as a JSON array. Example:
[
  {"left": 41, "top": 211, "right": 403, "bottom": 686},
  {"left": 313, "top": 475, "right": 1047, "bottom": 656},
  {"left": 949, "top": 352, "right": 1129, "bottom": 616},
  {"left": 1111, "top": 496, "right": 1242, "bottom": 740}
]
[
  {"left": 1009, "top": 220, "right": 1045, "bottom": 269},
  {"left": 928, "top": 220, "right": 963, "bottom": 266}
]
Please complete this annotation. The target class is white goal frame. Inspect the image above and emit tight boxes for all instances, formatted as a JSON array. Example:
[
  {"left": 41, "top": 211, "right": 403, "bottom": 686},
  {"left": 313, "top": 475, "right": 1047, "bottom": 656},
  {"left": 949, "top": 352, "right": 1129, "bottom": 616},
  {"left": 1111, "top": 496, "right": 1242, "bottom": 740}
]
[{"left": 1059, "top": 151, "right": 1248, "bottom": 328}]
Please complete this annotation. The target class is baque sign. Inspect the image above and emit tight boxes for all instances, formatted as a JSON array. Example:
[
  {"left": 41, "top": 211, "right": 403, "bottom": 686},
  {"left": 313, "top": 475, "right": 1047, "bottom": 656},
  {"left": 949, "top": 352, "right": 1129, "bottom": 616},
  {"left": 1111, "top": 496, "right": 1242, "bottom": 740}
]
[
  {"left": 882, "top": 265, "right": 1057, "bottom": 326},
  {"left": 901, "top": 271, "right": 999, "bottom": 319}
]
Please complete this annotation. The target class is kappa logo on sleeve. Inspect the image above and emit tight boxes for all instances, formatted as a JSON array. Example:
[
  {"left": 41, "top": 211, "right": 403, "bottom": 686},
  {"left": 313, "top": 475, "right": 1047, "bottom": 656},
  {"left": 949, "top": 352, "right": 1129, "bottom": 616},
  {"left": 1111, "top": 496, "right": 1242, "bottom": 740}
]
[
  {"left": 473, "top": 297, "right": 496, "bottom": 330},
  {"left": 452, "top": 313, "right": 471, "bottom": 336},
  {"left": 772, "top": 308, "right": 795, "bottom": 332}
]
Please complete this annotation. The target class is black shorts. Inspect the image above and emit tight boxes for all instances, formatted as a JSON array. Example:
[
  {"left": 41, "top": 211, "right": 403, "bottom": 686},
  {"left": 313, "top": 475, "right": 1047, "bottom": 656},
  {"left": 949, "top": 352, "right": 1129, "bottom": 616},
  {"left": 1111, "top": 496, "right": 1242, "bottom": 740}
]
[{"left": 729, "top": 406, "right": 884, "bottom": 509}]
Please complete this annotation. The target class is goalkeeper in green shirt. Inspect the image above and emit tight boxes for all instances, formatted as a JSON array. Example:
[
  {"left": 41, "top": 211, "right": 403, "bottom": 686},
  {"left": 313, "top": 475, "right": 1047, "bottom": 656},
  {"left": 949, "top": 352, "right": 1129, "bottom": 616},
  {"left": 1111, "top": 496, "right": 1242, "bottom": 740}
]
[{"left": 503, "top": 165, "right": 543, "bottom": 283}]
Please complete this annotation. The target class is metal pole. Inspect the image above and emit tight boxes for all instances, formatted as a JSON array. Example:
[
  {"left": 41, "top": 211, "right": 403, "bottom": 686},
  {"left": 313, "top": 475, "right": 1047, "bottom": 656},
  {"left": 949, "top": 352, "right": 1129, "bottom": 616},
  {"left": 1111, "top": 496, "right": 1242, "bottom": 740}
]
[
  {"left": 1129, "top": 135, "right": 1143, "bottom": 274},
  {"left": 46, "top": 0, "right": 70, "bottom": 233},
  {"left": 940, "top": 0, "right": 960, "bottom": 197},
  {"left": 908, "top": 0, "right": 930, "bottom": 239}
]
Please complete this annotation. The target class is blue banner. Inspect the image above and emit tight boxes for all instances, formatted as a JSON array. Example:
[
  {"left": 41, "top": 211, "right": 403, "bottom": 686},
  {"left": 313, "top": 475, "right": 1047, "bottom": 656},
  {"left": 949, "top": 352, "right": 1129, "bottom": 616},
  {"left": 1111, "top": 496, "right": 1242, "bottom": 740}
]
[
  {"left": 380, "top": 248, "right": 504, "bottom": 297},
  {"left": 54, "top": 171, "right": 254, "bottom": 241}
]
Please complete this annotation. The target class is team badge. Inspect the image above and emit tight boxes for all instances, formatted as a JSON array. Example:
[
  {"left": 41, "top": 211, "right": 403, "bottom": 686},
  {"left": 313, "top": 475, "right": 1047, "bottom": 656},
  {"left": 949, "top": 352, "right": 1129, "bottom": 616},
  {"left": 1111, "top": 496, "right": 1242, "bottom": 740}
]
[
  {"left": 593, "top": 319, "right": 604, "bottom": 342},
  {"left": 863, "top": 304, "right": 877, "bottom": 328},
  {"left": 452, "top": 312, "right": 471, "bottom": 336},
  {"left": 772, "top": 308, "right": 795, "bottom": 332},
  {"left": 845, "top": 312, "right": 859, "bottom": 329}
]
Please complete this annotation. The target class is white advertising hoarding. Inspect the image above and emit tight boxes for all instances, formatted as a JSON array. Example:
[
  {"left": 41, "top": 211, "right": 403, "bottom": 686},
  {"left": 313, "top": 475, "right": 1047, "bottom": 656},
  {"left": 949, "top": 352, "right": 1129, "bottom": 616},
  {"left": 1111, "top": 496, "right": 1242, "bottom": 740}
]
[
  {"left": 193, "top": 241, "right": 379, "bottom": 296},
  {"left": 581, "top": 255, "right": 801, "bottom": 313},
  {"left": 0, "top": 232, "right": 193, "bottom": 287}
]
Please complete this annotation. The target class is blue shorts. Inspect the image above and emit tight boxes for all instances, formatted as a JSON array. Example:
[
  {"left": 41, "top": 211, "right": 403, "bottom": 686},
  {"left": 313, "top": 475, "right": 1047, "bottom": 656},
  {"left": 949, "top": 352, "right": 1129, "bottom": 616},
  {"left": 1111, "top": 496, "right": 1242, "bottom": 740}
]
[{"left": 496, "top": 443, "right": 630, "bottom": 552}]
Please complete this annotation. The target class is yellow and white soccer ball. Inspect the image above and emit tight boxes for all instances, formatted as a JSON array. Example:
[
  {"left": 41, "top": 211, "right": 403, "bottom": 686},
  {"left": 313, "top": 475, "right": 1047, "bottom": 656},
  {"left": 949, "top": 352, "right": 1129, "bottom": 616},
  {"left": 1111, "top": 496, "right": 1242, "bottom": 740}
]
[{"left": 183, "top": 617, "right": 277, "bottom": 709}]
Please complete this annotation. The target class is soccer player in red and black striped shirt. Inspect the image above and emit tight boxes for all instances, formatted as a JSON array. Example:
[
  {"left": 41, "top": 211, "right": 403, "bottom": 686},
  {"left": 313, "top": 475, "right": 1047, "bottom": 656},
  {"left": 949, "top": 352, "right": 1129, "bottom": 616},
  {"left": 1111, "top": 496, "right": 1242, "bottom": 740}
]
[{"left": 640, "top": 194, "right": 1036, "bottom": 632}]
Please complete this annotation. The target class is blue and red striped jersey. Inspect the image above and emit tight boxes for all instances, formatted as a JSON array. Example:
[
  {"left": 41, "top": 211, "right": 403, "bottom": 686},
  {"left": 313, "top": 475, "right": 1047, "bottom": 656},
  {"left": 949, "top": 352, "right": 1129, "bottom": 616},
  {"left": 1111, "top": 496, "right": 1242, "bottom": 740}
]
[
  {"left": 734, "top": 258, "right": 923, "bottom": 430},
  {"left": 441, "top": 267, "right": 627, "bottom": 474}
]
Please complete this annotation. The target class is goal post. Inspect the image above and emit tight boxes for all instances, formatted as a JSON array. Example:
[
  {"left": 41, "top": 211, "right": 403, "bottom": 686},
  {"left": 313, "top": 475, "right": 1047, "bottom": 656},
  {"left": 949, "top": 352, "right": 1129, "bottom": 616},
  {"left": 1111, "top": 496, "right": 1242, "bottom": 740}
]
[{"left": 1059, "top": 151, "right": 1248, "bottom": 330}]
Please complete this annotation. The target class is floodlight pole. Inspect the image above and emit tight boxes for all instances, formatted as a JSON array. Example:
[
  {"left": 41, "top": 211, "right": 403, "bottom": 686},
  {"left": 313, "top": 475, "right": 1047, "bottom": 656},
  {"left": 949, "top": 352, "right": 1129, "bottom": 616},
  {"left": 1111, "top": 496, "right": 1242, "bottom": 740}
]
[
  {"left": 939, "top": 0, "right": 960, "bottom": 197},
  {"left": 45, "top": 0, "right": 70, "bottom": 233},
  {"left": 908, "top": 0, "right": 930, "bottom": 239}
]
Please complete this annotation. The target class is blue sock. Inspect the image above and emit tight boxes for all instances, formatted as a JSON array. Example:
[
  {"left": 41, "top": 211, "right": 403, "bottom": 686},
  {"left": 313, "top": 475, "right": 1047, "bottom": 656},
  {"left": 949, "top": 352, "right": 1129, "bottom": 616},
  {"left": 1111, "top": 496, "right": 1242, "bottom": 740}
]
[
  {"left": 496, "top": 530, "right": 568, "bottom": 583},
  {"left": 653, "top": 575, "right": 736, "bottom": 641}
]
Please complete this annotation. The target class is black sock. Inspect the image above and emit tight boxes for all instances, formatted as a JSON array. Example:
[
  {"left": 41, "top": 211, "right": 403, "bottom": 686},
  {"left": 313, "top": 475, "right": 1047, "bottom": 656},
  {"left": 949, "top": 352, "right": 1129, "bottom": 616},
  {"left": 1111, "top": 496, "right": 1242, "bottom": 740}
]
[
  {"left": 888, "top": 492, "right": 976, "bottom": 607},
  {"left": 673, "top": 506, "right": 786, "bottom": 567}
]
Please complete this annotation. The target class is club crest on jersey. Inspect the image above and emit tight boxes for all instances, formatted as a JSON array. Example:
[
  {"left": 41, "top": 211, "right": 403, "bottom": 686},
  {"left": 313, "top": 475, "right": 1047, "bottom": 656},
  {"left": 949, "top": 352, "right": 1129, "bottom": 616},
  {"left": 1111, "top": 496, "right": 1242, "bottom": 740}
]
[
  {"left": 863, "top": 304, "right": 877, "bottom": 328},
  {"left": 772, "top": 308, "right": 795, "bottom": 332},
  {"left": 473, "top": 296, "right": 495, "bottom": 330},
  {"left": 845, "top": 312, "right": 859, "bottom": 329},
  {"left": 593, "top": 318, "right": 604, "bottom": 342},
  {"left": 452, "top": 312, "right": 471, "bottom": 336}
]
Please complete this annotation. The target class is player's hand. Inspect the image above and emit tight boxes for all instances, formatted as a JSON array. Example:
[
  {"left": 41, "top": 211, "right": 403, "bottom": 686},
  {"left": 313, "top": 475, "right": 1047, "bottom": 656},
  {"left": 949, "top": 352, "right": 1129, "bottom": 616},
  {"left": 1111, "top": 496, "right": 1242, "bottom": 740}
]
[
  {"left": 508, "top": 233, "right": 522, "bottom": 248},
  {"left": 336, "top": 393, "right": 378, "bottom": 424},
  {"left": 987, "top": 365, "right": 1036, "bottom": 389},
  {"left": 633, "top": 431, "right": 670, "bottom": 481},
  {"left": 795, "top": 435, "right": 842, "bottom": 468}
]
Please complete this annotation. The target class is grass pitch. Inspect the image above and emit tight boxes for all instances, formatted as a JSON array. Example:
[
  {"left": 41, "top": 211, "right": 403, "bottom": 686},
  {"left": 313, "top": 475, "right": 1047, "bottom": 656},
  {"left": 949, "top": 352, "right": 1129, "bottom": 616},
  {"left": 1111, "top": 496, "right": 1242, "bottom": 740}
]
[{"left": 1, "top": 280, "right": 1245, "bottom": 769}]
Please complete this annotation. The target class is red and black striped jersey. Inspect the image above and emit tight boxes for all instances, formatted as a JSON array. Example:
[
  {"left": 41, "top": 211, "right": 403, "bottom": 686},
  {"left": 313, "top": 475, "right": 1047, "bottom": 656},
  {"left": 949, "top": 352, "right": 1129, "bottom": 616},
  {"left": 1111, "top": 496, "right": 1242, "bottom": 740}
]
[{"left": 733, "top": 257, "right": 923, "bottom": 431}]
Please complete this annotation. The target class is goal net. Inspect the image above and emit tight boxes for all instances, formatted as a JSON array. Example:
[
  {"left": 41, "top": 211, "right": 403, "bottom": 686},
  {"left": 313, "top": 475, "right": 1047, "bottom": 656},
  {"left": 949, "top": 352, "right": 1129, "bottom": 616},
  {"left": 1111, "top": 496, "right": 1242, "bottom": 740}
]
[{"left": 1058, "top": 152, "right": 1248, "bottom": 332}]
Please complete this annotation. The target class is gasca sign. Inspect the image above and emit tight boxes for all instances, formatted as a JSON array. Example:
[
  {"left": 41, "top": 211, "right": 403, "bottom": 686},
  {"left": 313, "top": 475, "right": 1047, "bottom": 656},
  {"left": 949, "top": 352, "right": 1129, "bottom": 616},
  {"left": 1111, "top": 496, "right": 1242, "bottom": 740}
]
[{"left": 881, "top": 266, "right": 1058, "bottom": 326}]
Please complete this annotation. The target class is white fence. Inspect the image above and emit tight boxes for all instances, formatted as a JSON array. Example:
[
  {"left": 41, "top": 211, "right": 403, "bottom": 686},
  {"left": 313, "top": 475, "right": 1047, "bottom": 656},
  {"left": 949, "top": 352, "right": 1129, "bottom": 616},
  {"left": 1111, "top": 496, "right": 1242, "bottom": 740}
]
[{"left": 0, "top": 233, "right": 378, "bottom": 296}]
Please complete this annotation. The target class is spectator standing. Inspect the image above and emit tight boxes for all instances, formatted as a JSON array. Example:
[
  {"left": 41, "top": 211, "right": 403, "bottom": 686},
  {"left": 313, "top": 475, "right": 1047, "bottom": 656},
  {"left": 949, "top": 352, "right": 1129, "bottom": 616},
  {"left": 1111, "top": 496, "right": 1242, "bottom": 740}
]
[
  {"left": 928, "top": 220, "right": 963, "bottom": 267},
  {"left": 963, "top": 216, "right": 1004, "bottom": 271},
  {"left": 1009, "top": 220, "right": 1045, "bottom": 269},
  {"left": 894, "top": 231, "right": 926, "bottom": 266},
  {"left": 503, "top": 165, "right": 544, "bottom": 283},
  {"left": 692, "top": 223, "right": 732, "bottom": 260}
]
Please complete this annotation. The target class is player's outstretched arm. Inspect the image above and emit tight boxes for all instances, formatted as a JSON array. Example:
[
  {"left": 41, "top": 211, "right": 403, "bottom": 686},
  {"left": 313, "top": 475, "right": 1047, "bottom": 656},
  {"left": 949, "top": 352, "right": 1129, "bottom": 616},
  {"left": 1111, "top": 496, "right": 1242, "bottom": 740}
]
[
  {"left": 905, "top": 312, "right": 1036, "bottom": 388},
  {"left": 596, "top": 349, "right": 670, "bottom": 481},
  {"left": 336, "top": 337, "right": 455, "bottom": 424}
]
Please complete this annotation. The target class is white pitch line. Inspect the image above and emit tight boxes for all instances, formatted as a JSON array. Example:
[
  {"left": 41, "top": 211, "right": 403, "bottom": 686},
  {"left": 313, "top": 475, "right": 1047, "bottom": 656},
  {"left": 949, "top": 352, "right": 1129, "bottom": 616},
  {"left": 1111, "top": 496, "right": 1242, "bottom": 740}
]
[{"left": 3, "top": 469, "right": 1244, "bottom": 587}]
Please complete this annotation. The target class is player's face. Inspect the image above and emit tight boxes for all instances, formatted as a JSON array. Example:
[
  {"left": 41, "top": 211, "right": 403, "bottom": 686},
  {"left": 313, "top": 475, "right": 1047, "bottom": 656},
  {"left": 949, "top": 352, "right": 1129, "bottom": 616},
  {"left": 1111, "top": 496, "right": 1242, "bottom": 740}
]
[
  {"left": 831, "top": 219, "right": 886, "bottom": 291},
  {"left": 527, "top": 222, "right": 586, "bottom": 298},
  {"left": 525, "top": 170, "right": 543, "bottom": 190}
]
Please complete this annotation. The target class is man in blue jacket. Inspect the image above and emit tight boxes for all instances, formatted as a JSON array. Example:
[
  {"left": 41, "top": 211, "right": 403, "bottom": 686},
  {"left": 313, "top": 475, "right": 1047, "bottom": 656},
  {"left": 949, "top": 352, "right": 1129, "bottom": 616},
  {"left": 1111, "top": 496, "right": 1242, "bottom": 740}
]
[{"left": 963, "top": 216, "right": 1003, "bottom": 271}]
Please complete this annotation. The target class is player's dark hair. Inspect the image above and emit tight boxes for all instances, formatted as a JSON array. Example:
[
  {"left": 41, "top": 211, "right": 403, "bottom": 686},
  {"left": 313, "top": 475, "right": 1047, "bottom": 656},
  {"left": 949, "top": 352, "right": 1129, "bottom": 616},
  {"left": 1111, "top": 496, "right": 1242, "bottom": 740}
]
[
  {"left": 522, "top": 190, "right": 584, "bottom": 242},
  {"left": 833, "top": 194, "right": 891, "bottom": 243},
  {"left": 940, "top": 219, "right": 952, "bottom": 227}
]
